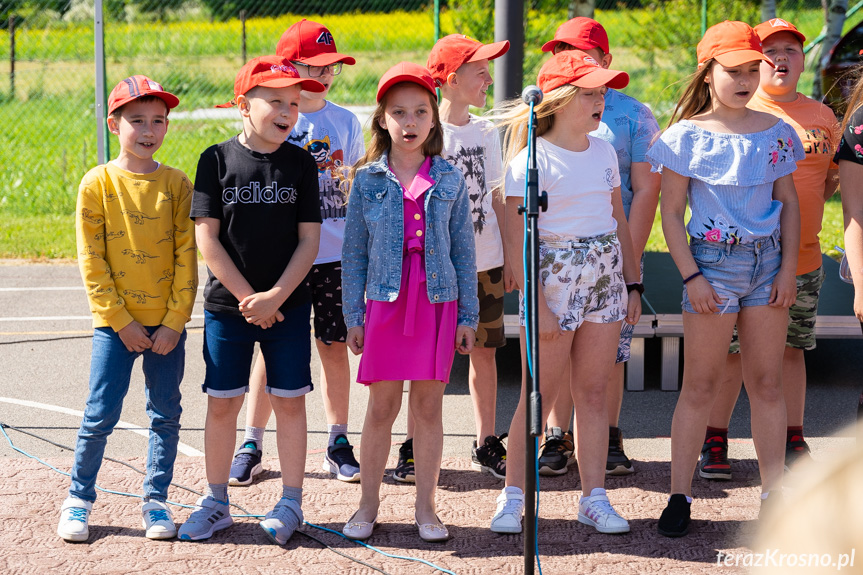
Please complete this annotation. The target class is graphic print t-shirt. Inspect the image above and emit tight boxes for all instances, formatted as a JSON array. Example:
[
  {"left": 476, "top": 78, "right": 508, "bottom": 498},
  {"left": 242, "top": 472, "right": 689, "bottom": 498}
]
[
  {"left": 442, "top": 115, "right": 504, "bottom": 272},
  {"left": 190, "top": 137, "right": 322, "bottom": 315},
  {"left": 289, "top": 101, "right": 365, "bottom": 264}
]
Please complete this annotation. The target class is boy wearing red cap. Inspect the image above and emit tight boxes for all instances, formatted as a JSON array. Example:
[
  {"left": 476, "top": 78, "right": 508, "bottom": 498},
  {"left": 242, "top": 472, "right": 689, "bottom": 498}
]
[
  {"left": 388, "top": 33, "right": 511, "bottom": 482},
  {"left": 58, "top": 76, "right": 196, "bottom": 542},
  {"left": 700, "top": 18, "right": 839, "bottom": 481},
  {"left": 179, "top": 56, "right": 324, "bottom": 544},
  {"left": 228, "top": 19, "right": 365, "bottom": 489},
  {"left": 538, "top": 17, "right": 661, "bottom": 478}
]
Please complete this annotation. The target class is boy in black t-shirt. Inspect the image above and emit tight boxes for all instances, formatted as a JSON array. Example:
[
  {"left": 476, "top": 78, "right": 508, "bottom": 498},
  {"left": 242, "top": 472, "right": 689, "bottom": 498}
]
[{"left": 178, "top": 56, "right": 324, "bottom": 545}]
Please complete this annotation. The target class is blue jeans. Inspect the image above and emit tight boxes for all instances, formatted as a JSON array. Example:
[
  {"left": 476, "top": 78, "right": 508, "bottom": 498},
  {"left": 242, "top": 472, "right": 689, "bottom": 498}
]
[{"left": 69, "top": 326, "right": 186, "bottom": 503}]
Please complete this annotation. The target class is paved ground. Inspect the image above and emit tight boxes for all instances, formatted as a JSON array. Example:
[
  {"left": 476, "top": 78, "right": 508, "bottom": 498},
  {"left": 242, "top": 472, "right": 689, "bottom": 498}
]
[{"left": 2, "top": 261, "right": 862, "bottom": 574}]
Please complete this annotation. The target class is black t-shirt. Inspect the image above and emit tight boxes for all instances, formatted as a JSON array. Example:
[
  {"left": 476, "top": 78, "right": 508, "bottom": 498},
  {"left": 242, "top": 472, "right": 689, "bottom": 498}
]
[
  {"left": 835, "top": 106, "right": 863, "bottom": 165},
  {"left": 190, "top": 136, "right": 322, "bottom": 315}
]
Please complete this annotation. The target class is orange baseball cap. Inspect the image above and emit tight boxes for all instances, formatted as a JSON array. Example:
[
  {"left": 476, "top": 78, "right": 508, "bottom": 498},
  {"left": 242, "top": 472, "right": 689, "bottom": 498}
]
[
  {"left": 426, "top": 34, "right": 510, "bottom": 86},
  {"left": 216, "top": 55, "right": 325, "bottom": 108},
  {"left": 541, "top": 17, "right": 610, "bottom": 54},
  {"left": 276, "top": 19, "right": 356, "bottom": 66},
  {"left": 376, "top": 62, "right": 436, "bottom": 103},
  {"left": 537, "top": 50, "right": 629, "bottom": 93},
  {"left": 107, "top": 75, "right": 179, "bottom": 115},
  {"left": 754, "top": 18, "right": 806, "bottom": 44},
  {"left": 697, "top": 20, "right": 771, "bottom": 67}
]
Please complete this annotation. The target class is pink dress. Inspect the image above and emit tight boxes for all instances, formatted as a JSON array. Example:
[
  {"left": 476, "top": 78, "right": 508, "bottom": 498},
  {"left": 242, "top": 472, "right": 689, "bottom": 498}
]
[{"left": 356, "top": 157, "right": 458, "bottom": 384}]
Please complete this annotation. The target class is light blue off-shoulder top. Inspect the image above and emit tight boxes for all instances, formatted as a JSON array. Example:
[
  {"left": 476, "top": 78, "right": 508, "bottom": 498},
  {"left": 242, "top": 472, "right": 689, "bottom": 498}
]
[{"left": 646, "top": 119, "right": 805, "bottom": 244}]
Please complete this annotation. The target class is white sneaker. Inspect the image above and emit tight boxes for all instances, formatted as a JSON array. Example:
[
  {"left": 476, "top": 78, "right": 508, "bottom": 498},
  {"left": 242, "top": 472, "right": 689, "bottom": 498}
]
[
  {"left": 578, "top": 489, "right": 630, "bottom": 534},
  {"left": 142, "top": 500, "right": 176, "bottom": 539},
  {"left": 57, "top": 496, "right": 92, "bottom": 542},
  {"left": 490, "top": 487, "right": 525, "bottom": 533}
]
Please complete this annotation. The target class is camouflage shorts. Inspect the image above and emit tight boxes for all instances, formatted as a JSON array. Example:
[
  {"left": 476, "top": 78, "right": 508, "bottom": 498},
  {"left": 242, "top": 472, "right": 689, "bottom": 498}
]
[
  {"left": 729, "top": 266, "right": 824, "bottom": 353},
  {"left": 475, "top": 267, "right": 506, "bottom": 348}
]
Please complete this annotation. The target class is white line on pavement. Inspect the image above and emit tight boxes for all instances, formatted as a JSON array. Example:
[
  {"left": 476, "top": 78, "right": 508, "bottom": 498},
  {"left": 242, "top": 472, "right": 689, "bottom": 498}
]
[{"left": 0, "top": 397, "right": 204, "bottom": 456}]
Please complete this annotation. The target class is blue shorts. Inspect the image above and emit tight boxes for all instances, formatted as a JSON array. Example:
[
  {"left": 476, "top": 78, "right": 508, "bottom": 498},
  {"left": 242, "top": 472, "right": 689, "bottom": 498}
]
[
  {"left": 682, "top": 232, "right": 781, "bottom": 315},
  {"left": 202, "top": 306, "right": 313, "bottom": 399}
]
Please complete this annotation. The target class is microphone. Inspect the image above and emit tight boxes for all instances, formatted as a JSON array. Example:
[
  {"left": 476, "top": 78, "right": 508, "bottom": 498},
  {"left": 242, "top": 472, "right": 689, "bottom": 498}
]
[{"left": 522, "top": 85, "right": 543, "bottom": 105}]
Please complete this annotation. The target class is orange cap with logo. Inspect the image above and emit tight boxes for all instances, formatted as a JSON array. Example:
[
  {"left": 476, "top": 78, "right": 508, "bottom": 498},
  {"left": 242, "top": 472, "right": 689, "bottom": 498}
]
[{"left": 696, "top": 21, "right": 772, "bottom": 68}]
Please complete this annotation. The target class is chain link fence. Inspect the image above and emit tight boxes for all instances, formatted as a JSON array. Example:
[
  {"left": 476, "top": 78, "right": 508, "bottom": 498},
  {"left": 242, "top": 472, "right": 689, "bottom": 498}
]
[{"left": 1, "top": 0, "right": 860, "bottom": 232}]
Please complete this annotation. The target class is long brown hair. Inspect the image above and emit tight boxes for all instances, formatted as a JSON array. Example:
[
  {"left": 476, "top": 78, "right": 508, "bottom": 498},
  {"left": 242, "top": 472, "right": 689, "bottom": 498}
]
[
  {"left": 666, "top": 61, "right": 714, "bottom": 128},
  {"left": 841, "top": 67, "right": 863, "bottom": 135},
  {"left": 344, "top": 83, "right": 443, "bottom": 198},
  {"left": 490, "top": 84, "right": 580, "bottom": 169}
]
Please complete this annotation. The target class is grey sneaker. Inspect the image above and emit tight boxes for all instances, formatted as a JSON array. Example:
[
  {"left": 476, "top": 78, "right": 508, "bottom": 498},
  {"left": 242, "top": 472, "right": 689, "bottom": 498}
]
[
  {"left": 260, "top": 497, "right": 304, "bottom": 545},
  {"left": 178, "top": 496, "right": 232, "bottom": 541},
  {"left": 57, "top": 496, "right": 92, "bottom": 542}
]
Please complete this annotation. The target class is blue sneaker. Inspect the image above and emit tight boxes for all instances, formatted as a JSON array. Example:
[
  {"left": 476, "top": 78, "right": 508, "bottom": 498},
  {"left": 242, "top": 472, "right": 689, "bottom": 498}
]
[
  {"left": 260, "top": 497, "right": 304, "bottom": 545},
  {"left": 322, "top": 434, "right": 360, "bottom": 482},
  {"left": 178, "top": 496, "right": 232, "bottom": 541},
  {"left": 229, "top": 442, "right": 263, "bottom": 486}
]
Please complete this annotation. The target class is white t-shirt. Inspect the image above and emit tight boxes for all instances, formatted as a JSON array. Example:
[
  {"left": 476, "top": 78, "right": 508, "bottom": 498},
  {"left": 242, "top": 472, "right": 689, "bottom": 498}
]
[
  {"left": 289, "top": 100, "right": 365, "bottom": 264},
  {"left": 505, "top": 136, "right": 620, "bottom": 239},
  {"left": 442, "top": 115, "right": 504, "bottom": 272}
]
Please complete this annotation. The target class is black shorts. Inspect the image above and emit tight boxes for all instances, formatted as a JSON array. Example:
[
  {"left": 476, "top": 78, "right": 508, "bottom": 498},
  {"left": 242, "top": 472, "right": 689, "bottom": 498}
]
[{"left": 305, "top": 261, "right": 348, "bottom": 344}]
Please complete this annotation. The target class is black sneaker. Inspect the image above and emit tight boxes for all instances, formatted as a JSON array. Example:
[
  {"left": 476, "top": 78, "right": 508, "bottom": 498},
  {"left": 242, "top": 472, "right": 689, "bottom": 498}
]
[
  {"left": 606, "top": 427, "right": 634, "bottom": 476},
  {"left": 392, "top": 438, "right": 415, "bottom": 483},
  {"left": 229, "top": 441, "right": 263, "bottom": 486},
  {"left": 537, "top": 427, "right": 574, "bottom": 476},
  {"left": 784, "top": 436, "right": 813, "bottom": 472},
  {"left": 698, "top": 435, "right": 732, "bottom": 480},
  {"left": 323, "top": 434, "right": 360, "bottom": 482},
  {"left": 657, "top": 494, "right": 691, "bottom": 537},
  {"left": 471, "top": 433, "right": 507, "bottom": 480}
]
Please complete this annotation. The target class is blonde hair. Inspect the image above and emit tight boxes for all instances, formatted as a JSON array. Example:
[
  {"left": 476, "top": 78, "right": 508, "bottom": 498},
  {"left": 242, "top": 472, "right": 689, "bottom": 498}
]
[
  {"left": 344, "top": 83, "right": 443, "bottom": 198},
  {"left": 841, "top": 66, "right": 863, "bottom": 135},
  {"left": 490, "top": 84, "right": 580, "bottom": 169},
  {"left": 666, "top": 61, "right": 714, "bottom": 128}
]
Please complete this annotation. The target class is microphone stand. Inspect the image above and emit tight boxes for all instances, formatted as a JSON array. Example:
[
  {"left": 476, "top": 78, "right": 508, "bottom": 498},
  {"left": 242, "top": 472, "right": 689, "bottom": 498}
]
[{"left": 519, "top": 96, "right": 547, "bottom": 575}]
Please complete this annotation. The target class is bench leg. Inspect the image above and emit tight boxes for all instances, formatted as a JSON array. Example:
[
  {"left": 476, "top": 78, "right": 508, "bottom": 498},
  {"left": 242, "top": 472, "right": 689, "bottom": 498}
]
[
  {"left": 625, "top": 338, "right": 645, "bottom": 391},
  {"left": 661, "top": 337, "right": 680, "bottom": 391}
]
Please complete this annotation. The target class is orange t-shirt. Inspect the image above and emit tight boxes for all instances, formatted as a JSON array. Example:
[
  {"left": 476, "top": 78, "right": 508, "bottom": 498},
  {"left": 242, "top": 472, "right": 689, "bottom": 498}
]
[{"left": 749, "top": 92, "right": 839, "bottom": 275}]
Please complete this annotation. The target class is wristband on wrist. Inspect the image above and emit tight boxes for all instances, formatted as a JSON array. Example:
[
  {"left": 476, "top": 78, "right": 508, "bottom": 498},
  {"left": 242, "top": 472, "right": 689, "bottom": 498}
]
[
  {"left": 682, "top": 271, "right": 703, "bottom": 285},
  {"left": 626, "top": 282, "right": 644, "bottom": 295}
]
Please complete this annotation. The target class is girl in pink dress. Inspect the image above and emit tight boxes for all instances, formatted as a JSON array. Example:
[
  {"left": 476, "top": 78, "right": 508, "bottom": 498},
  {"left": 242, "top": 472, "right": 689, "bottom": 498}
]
[{"left": 340, "top": 62, "right": 479, "bottom": 542}]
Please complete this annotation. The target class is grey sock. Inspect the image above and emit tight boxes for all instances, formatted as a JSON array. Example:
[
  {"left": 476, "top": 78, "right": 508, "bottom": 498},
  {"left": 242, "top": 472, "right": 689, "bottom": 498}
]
[
  {"left": 327, "top": 423, "right": 348, "bottom": 447},
  {"left": 243, "top": 426, "right": 266, "bottom": 450},
  {"left": 282, "top": 485, "right": 303, "bottom": 502},
  {"left": 206, "top": 483, "right": 228, "bottom": 503}
]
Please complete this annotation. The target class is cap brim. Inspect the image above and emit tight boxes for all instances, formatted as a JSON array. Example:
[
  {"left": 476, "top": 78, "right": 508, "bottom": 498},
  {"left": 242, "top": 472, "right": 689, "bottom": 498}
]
[
  {"left": 296, "top": 52, "right": 357, "bottom": 67},
  {"left": 377, "top": 75, "right": 436, "bottom": 102},
  {"left": 541, "top": 37, "right": 601, "bottom": 53},
  {"left": 713, "top": 51, "right": 773, "bottom": 68},
  {"left": 469, "top": 40, "right": 510, "bottom": 62},
  {"left": 258, "top": 77, "right": 327, "bottom": 93},
  {"left": 573, "top": 68, "right": 630, "bottom": 90},
  {"left": 758, "top": 28, "right": 806, "bottom": 45}
]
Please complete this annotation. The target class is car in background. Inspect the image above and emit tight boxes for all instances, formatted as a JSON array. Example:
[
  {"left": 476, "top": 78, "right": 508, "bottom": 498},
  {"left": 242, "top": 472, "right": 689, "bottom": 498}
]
[{"left": 822, "top": 19, "right": 863, "bottom": 116}]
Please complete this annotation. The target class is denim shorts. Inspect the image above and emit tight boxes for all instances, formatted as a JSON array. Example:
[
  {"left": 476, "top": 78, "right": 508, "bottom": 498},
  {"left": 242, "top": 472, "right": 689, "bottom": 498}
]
[
  {"left": 683, "top": 232, "right": 782, "bottom": 315},
  {"left": 202, "top": 306, "right": 313, "bottom": 399}
]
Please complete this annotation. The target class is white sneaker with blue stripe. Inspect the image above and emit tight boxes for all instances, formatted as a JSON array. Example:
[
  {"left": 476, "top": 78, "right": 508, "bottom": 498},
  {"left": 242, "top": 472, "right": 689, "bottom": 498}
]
[
  {"left": 259, "top": 497, "right": 304, "bottom": 545},
  {"left": 142, "top": 499, "right": 176, "bottom": 539},
  {"left": 57, "top": 496, "right": 92, "bottom": 542}
]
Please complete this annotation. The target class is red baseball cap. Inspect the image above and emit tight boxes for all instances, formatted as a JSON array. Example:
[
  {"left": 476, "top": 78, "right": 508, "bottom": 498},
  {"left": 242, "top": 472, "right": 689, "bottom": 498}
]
[
  {"left": 376, "top": 62, "right": 436, "bottom": 103},
  {"left": 541, "top": 17, "right": 610, "bottom": 54},
  {"left": 697, "top": 20, "right": 772, "bottom": 67},
  {"left": 426, "top": 34, "right": 510, "bottom": 86},
  {"left": 537, "top": 50, "right": 629, "bottom": 93},
  {"left": 107, "top": 75, "right": 179, "bottom": 115},
  {"left": 754, "top": 18, "right": 806, "bottom": 44},
  {"left": 216, "top": 55, "right": 325, "bottom": 108},
  {"left": 276, "top": 19, "right": 356, "bottom": 66}
]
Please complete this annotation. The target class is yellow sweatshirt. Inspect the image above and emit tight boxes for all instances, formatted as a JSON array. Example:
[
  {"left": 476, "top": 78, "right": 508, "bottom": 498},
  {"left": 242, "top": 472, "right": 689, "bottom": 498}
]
[{"left": 75, "top": 163, "right": 197, "bottom": 332}]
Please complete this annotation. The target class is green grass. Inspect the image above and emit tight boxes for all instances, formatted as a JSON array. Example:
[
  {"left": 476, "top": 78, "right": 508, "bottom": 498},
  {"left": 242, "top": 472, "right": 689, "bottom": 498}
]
[{"left": 0, "top": 7, "right": 858, "bottom": 258}]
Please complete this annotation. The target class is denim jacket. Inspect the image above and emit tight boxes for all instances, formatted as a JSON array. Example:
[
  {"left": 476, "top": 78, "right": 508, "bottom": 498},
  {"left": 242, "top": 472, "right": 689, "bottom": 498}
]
[{"left": 341, "top": 152, "right": 479, "bottom": 331}]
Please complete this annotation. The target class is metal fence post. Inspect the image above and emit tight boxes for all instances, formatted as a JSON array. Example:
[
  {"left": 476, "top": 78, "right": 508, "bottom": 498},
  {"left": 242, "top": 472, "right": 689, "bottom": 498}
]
[
  {"left": 94, "top": 0, "right": 109, "bottom": 164},
  {"left": 9, "top": 14, "right": 15, "bottom": 101},
  {"left": 241, "top": 10, "right": 247, "bottom": 63},
  {"left": 494, "top": 0, "right": 524, "bottom": 106}
]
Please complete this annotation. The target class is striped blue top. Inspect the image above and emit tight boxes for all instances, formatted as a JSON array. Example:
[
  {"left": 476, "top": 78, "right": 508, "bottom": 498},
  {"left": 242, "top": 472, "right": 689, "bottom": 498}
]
[{"left": 647, "top": 119, "right": 805, "bottom": 244}]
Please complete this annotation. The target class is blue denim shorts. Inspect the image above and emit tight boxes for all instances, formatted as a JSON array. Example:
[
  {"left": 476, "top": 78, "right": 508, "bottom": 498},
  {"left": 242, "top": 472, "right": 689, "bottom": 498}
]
[
  {"left": 202, "top": 306, "right": 313, "bottom": 399},
  {"left": 682, "top": 232, "right": 782, "bottom": 315}
]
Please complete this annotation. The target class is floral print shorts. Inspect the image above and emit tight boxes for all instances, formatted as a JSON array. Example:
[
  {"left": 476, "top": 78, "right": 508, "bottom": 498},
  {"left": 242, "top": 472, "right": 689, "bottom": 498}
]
[{"left": 519, "top": 232, "right": 627, "bottom": 331}]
